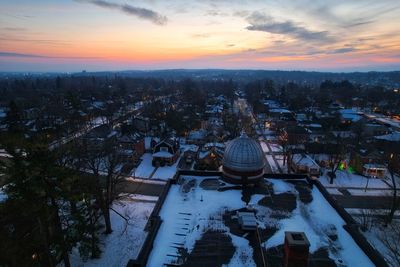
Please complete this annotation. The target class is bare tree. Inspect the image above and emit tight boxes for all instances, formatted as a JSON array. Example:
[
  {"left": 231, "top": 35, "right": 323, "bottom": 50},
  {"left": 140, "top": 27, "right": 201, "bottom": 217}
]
[
  {"left": 278, "top": 129, "right": 289, "bottom": 167},
  {"left": 327, "top": 135, "right": 347, "bottom": 184},
  {"left": 379, "top": 222, "right": 400, "bottom": 267},
  {"left": 79, "top": 141, "right": 113, "bottom": 234},
  {"left": 103, "top": 139, "right": 124, "bottom": 219},
  {"left": 385, "top": 153, "right": 399, "bottom": 225}
]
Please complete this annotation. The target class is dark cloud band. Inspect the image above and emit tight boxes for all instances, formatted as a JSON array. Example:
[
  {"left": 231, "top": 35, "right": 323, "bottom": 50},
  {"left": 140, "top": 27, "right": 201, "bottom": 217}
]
[
  {"left": 246, "top": 12, "right": 333, "bottom": 43},
  {"left": 77, "top": 0, "right": 167, "bottom": 25}
]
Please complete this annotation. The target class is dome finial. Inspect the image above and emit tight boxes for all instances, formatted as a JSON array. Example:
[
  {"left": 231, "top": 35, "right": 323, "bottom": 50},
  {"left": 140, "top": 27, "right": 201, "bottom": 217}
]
[{"left": 240, "top": 130, "right": 248, "bottom": 138}]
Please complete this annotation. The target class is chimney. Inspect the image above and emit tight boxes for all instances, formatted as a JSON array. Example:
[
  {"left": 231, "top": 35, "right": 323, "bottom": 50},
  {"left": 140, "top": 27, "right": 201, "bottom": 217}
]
[{"left": 283, "top": 231, "right": 310, "bottom": 267}]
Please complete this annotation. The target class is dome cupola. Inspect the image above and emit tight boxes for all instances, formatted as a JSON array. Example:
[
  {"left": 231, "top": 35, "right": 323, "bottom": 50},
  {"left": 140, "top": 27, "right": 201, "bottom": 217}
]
[{"left": 222, "top": 133, "right": 265, "bottom": 184}]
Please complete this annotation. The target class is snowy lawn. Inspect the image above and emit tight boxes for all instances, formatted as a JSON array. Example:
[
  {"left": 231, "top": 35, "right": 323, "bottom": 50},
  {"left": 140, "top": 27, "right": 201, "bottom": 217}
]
[
  {"left": 152, "top": 158, "right": 180, "bottom": 180},
  {"left": 347, "top": 188, "right": 394, "bottom": 196},
  {"left": 132, "top": 153, "right": 155, "bottom": 178},
  {"left": 319, "top": 170, "right": 390, "bottom": 189},
  {"left": 70, "top": 197, "right": 155, "bottom": 267}
]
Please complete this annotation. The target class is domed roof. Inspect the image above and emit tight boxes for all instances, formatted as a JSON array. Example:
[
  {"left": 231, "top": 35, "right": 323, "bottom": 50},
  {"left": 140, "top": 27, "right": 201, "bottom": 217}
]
[{"left": 223, "top": 133, "right": 265, "bottom": 172}]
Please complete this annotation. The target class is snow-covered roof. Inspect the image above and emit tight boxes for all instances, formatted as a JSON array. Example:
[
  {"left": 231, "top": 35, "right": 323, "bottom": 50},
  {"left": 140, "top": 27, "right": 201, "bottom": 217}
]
[
  {"left": 148, "top": 176, "right": 376, "bottom": 267},
  {"left": 374, "top": 117, "right": 400, "bottom": 129},
  {"left": 363, "top": 164, "right": 387, "bottom": 170},
  {"left": 0, "top": 187, "right": 7, "bottom": 202},
  {"left": 204, "top": 142, "right": 225, "bottom": 149},
  {"left": 181, "top": 144, "right": 199, "bottom": 153},
  {"left": 188, "top": 129, "right": 206, "bottom": 140},
  {"left": 269, "top": 108, "right": 291, "bottom": 114},
  {"left": 153, "top": 151, "right": 173, "bottom": 158},
  {"left": 0, "top": 109, "right": 6, "bottom": 118},
  {"left": 0, "top": 149, "right": 13, "bottom": 158},
  {"left": 339, "top": 109, "right": 362, "bottom": 122},
  {"left": 292, "top": 154, "right": 319, "bottom": 168},
  {"left": 375, "top": 131, "right": 400, "bottom": 142}
]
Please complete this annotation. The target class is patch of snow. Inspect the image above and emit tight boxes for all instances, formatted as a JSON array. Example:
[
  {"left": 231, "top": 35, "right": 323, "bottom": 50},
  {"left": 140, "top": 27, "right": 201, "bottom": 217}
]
[
  {"left": 152, "top": 159, "right": 179, "bottom": 180},
  {"left": 347, "top": 189, "right": 392, "bottom": 196},
  {"left": 275, "top": 157, "right": 288, "bottom": 173},
  {"left": 265, "top": 154, "right": 279, "bottom": 173},
  {"left": 133, "top": 154, "right": 155, "bottom": 179},
  {"left": 227, "top": 233, "right": 256, "bottom": 267},
  {"left": 249, "top": 194, "right": 265, "bottom": 205},
  {"left": 260, "top": 142, "right": 269, "bottom": 153},
  {"left": 320, "top": 170, "right": 390, "bottom": 189},
  {"left": 152, "top": 151, "right": 173, "bottom": 158},
  {"left": 269, "top": 179, "right": 293, "bottom": 193},
  {"left": 264, "top": 188, "right": 375, "bottom": 267},
  {"left": 326, "top": 188, "right": 342, "bottom": 195},
  {"left": 0, "top": 188, "right": 7, "bottom": 202},
  {"left": 147, "top": 177, "right": 246, "bottom": 266},
  {"left": 269, "top": 143, "right": 282, "bottom": 153},
  {"left": 124, "top": 177, "right": 166, "bottom": 185},
  {"left": 70, "top": 199, "right": 155, "bottom": 267},
  {"left": 0, "top": 149, "right": 13, "bottom": 158},
  {"left": 118, "top": 193, "right": 159, "bottom": 202}
]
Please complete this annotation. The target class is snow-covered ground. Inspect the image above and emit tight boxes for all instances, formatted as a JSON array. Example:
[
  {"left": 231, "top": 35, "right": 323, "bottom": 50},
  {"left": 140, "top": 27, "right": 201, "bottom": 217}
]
[
  {"left": 152, "top": 160, "right": 179, "bottom": 180},
  {"left": 269, "top": 143, "right": 282, "bottom": 153},
  {"left": 132, "top": 153, "right": 155, "bottom": 178},
  {"left": 347, "top": 188, "right": 393, "bottom": 196},
  {"left": 265, "top": 154, "right": 279, "bottom": 173},
  {"left": 357, "top": 217, "right": 399, "bottom": 266},
  {"left": 70, "top": 195, "right": 156, "bottom": 267},
  {"left": 274, "top": 156, "right": 288, "bottom": 173},
  {"left": 319, "top": 170, "right": 390, "bottom": 189},
  {"left": 260, "top": 142, "right": 269, "bottom": 153},
  {"left": 131, "top": 153, "right": 180, "bottom": 180},
  {"left": 0, "top": 188, "right": 7, "bottom": 202},
  {"left": 260, "top": 141, "right": 285, "bottom": 173}
]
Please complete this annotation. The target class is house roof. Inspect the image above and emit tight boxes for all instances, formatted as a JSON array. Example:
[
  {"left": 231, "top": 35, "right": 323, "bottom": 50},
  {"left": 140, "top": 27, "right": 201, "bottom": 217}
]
[
  {"left": 375, "top": 131, "right": 400, "bottom": 142},
  {"left": 148, "top": 176, "right": 378, "bottom": 267},
  {"left": 153, "top": 151, "right": 174, "bottom": 158},
  {"left": 292, "top": 154, "right": 320, "bottom": 168}
]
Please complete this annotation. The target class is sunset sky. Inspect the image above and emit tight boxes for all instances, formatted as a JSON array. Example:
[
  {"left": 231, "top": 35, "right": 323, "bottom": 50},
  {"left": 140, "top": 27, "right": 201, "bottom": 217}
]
[{"left": 1, "top": 0, "right": 400, "bottom": 72}]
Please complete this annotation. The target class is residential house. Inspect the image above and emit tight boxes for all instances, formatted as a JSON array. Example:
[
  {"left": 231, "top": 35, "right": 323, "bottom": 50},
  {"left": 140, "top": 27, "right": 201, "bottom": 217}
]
[
  {"left": 290, "top": 154, "right": 321, "bottom": 177},
  {"left": 152, "top": 138, "right": 180, "bottom": 166}
]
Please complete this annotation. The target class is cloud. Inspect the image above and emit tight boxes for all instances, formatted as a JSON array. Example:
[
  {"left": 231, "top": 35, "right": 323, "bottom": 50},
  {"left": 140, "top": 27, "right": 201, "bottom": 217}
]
[
  {"left": 246, "top": 12, "right": 334, "bottom": 43},
  {"left": 0, "top": 36, "right": 70, "bottom": 46},
  {"left": 346, "top": 21, "right": 374, "bottom": 28},
  {"left": 205, "top": 10, "right": 228, "bottom": 17},
  {"left": 0, "top": 52, "right": 47, "bottom": 58},
  {"left": 331, "top": 47, "right": 357, "bottom": 54},
  {"left": 77, "top": 0, "right": 167, "bottom": 25},
  {"left": 191, "top": 33, "right": 211, "bottom": 38},
  {"left": 0, "top": 51, "right": 102, "bottom": 60},
  {"left": 2, "top": 27, "right": 27, "bottom": 32}
]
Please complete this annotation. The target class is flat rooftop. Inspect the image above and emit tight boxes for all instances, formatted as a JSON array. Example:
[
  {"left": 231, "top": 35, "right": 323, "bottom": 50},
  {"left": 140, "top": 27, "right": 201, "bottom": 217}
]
[{"left": 147, "top": 176, "right": 375, "bottom": 267}]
